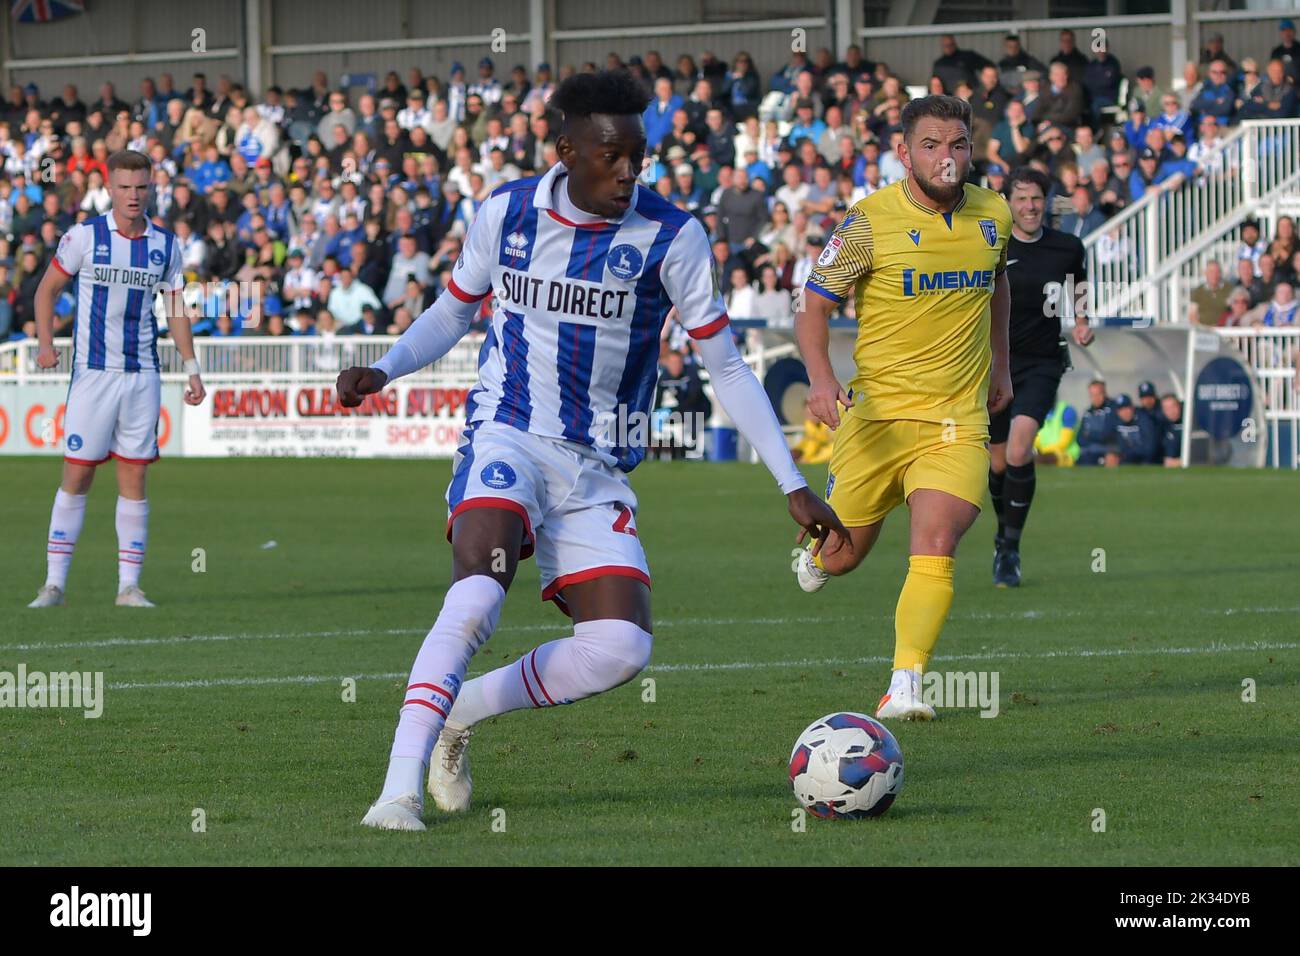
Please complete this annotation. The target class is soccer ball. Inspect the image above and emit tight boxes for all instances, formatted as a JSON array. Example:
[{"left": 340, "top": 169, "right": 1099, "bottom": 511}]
[{"left": 789, "top": 712, "right": 904, "bottom": 819}]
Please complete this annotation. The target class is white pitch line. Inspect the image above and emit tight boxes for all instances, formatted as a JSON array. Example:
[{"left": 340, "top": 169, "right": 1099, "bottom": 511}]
[
  {"left": 0, "top": 628, "right": 414, "bottom": 653},
  {"left": 649, "top": 640, "right": 1300, "bottom": 673},
  {"left": 109, "top": 671, "right": 408, "bottom": 690},
  {"left": 104, "top": 640, "right": 1298, "bottom": 691},
  {"left": 7, "top": 604, "right": 1300, "bottom": 655}
]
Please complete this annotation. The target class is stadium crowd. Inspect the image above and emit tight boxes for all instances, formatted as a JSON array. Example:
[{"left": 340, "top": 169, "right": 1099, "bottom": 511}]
[{"left": 1, "top": 17, "right": 1298, "bottom": 350}]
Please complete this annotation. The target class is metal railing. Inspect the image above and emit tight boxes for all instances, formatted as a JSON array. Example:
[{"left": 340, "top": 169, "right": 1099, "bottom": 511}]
[
  {"left": 1216, "top": 327, "right": 1300, "bottom": 469},
  {"left": 0, "top": 330, "right": 774, "bottom": 386},
  {"left": 1083, "top": 120, "right": 1300, "bottom": 326},
  {"left": 0, "top": 335, "right": 485, "bottom": 386}
]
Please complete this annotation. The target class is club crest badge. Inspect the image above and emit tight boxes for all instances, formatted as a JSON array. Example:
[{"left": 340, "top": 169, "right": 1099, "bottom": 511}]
[
  {"left": 481, "top": 461, "right": 517, "bottom": 490},
  {"left": 978, "top": 218, "right": 998, "bottom": 247},
  {"left": 607, "top": 244, "right": 644, "bottom": 281}
]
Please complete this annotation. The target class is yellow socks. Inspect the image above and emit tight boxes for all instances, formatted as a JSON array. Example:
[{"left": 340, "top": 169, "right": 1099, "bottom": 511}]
[{"left": 893, "top": 555, "right": 955, "bottom": 671}]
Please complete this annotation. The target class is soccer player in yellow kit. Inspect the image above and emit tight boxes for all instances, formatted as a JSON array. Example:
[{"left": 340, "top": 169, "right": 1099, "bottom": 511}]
[{"left": 793, "top": 95, "right": 1013, "bottom": 721}]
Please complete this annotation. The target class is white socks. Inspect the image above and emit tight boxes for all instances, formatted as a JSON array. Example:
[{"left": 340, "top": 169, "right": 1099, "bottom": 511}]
[
  {"left": 116, "top": 496, "right": 149, "bottom": 591},
  {"left": 42, "top": 491, "right": 150, "bottom": 594},
  {"left": 376, "top": 581, "right": 656, "bottom": 805},
  {"left": 447, "top": 619, "right": 654, "bottom": 727},
  {"left": 889, "top": 667, "right": 922, "bottom": 698},
  {"left": 380, "top": 575, "right": 505, "bottom": 801},
  {"left": 45, "top": 488, "right": 87, "bottom": 589}
]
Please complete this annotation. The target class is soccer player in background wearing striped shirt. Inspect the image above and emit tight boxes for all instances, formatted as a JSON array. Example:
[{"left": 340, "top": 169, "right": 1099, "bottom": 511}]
[
  {"left": 338, "top": 71, "right": 846, "bottom": 831},
  {"left": 27, "top": 149, "right": 206, "bottom": 609}
]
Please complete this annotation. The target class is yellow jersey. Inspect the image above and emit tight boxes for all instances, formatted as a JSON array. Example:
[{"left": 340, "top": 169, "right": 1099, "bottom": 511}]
[{"left": 806, "top": 180, "right": 1011, "bottom": 426}]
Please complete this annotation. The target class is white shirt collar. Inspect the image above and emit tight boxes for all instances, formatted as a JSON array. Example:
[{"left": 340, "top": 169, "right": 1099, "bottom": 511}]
[{"left": 106, "top": 209, "right": 150, "bottom": 238}]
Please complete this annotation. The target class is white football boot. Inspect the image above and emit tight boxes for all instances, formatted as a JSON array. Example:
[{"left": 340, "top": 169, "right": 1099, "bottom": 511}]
[
  {"left": 794, "top": 543, "right": 830, "bottom": 593},
  {"left": 428, "top": 720, "right": 474, "bottom": 812},
  {"left": 27, "top": 585, "right": 65, "bottom": 608},
  {"left": 115, "top": 586, "right": 156, "bottom": 608},
  {"left": 360, "top": 793, "right": 426, "bottom": 831},
  {"left": 875, "top": 668, "right": 936, "bottom": 721}
]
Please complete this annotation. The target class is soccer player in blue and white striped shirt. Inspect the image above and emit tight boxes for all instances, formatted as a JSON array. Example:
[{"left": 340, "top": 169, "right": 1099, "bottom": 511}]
[
  {"left": 341, "top": 72, "right": 847, "bottom": 830},
  {"left": 27, "top": 149, "right": 206, "bottom": 610}
]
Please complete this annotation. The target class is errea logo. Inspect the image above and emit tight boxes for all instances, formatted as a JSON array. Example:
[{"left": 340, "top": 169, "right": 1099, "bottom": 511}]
[{"left": 504, "top": 232, "right": 529, "bottom": 258}]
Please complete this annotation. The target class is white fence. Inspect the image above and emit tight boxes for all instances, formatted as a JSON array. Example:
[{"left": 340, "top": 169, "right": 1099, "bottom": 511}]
[
  {"left": 3, "top": 326, "right": 1297, "bottom": 466},
  {"left": 0, "top": 331, "right": 783, "bottom": 386},
  {"left": 1217, "top": 327, "right": 1300, "bottom": 469},
  {"left": 0, "top": 335, "right": 484, "bottom": 386},
  {"left": 1083, "top": 120, "right": 1300, "bottom": 327}
]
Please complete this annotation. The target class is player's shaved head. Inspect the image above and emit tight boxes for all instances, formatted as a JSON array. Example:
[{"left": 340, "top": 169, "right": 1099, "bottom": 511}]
[{"left": 552, "top": 70, "right": 651, "bottom": 220}]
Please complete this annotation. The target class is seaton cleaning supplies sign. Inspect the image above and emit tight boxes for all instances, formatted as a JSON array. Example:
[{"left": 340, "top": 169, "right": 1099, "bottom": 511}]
[{"left": 181, "top": 382, "right": 470, "bottom": 457}]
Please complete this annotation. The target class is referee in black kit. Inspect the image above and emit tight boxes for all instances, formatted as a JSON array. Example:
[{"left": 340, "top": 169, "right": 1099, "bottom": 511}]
[{"left": 988, "top": 167, "right": 1094, "bottom": 588}]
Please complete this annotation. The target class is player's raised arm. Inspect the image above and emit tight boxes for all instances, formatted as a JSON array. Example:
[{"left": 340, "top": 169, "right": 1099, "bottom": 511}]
[
  {"left": 337, "top": 197, "right": 498, "bottom": 407},
  {"left": 661, "top": 219, "right": 849, "bottom": 551}
]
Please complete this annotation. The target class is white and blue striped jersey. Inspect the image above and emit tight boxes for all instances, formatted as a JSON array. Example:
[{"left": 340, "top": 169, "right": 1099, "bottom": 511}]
[
  {"left": 450, "top": 162, "right": 731, "bottom": 471},
  {"left": 53, "top": 210, "right": 183, "bottom": 373}
]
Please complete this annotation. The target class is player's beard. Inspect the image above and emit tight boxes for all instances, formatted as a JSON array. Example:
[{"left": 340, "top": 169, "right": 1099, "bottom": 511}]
[{"left": 914, "top": 169, "right": 965, "bottom": 206}]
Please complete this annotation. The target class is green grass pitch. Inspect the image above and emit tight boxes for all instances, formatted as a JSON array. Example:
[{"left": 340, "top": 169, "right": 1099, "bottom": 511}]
[{"left": 1, "top": 456, "right": 1296, "bottom": 866}]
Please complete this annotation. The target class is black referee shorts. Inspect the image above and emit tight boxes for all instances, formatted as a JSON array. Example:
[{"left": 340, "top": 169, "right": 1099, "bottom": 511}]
[{"left": 989, "top": 357, "right": 1064, "bottom": 445}]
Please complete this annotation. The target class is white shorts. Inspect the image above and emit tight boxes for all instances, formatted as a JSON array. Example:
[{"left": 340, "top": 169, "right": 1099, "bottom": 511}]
[
  {"left": 63, "top": 368, "right": 161, "bottom": 465},
  {"left": 445, "top": 420, "right": 650, "bottom": 613}
]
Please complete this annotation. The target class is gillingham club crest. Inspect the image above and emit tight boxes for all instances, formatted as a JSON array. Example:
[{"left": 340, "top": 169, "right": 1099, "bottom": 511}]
[
  {"left": 978, "top": 218, "right": 998, "bottom": 247},
  {"left": 607, "top": 244, "right": 644, "bottom": 281},
  {"left": 480, "top": 461, "right": 517, "bottom": 490}
]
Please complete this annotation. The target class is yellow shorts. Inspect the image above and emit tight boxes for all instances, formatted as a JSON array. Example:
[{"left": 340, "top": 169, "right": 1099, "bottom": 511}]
[{"left": 825, "top": 416, "right": 990, "bottom": 527}]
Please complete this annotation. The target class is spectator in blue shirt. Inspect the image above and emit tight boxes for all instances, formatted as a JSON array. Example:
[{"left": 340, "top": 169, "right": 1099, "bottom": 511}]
[
  {"left": 1123, "top": 103, "right": 1149, "bottom": 150},
  {"left": 189, "top": 143, "right": 231, "bottom": 195},
  {"left": 1077, "top": 378, "right": 1118, "bottom": 466},
  {"left": 1129, "top": 146, "right": 1183, "bottom": 201},
  {"left": 324, "top": 210, "right": 365, "bottom": 268},
  {"left": 742, "top": 147, "right": 772, "bottom": 190},
  {"left": 1242, "top": 58, "right": 1299, "bottom": 118},
  {"left": 1082, "top": 47, "right": 1124, "bottom": 121},
  {"left": 1059, "top": 185, "right": 1105, "bottom": 237},
  {"left": 1162, "top": 132, "right": 1198, "bottom": 181},
  {"left": 263, "top": 181, "right": 292, "bottom": 242},
  {"left": 785, "top": 99, "right": 827, "bottom": 150},
  {"left": 669, "top": 163, "right": 705, "bottom": 211},
  {"left": 1151, "top": 93, "right": 1194, "bottom": 141},
  {"left": 768, "top": 54, "right": 810, "bottom": 96},
  {"left": 1114, "top": 395, "right": 1160, "bottom": 464},
  {"left": 1190, "top": 60, "right": 1237, "bottom": 125},
  {"left": 642, "top": 78, "right": 683, "bottom": 156},
  {"left": 723, "top": 51, "right": 761, "bottom": 122},
  {"left": 234, "top": 190, "right": 265, "bottom": 244}
]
